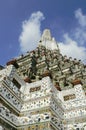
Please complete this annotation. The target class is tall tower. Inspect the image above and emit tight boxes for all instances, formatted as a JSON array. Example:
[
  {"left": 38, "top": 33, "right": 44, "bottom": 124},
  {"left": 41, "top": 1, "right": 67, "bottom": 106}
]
[{"left": 0, "top": 29, "right": 86, "bottom": 130}]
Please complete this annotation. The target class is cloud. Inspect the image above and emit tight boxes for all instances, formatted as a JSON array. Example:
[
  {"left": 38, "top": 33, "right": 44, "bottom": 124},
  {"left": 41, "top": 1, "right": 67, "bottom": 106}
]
[
  {"left": 74, "top": 27, "right": 86, "bottom": 45},
  {"left": 58, "top": 34, "right": 86, "bottom": 61},
  {"left": 58, "top": 8, "right": 86, "bottom": 63},
  {"left": 75, "top": 8, "right": 86, "bottom": 27},
  {"left": 74, "top": 8, "right": 86, "bottom": 45},
  {"left": 19, "top": 11, "right": 45, "bottom": 53}
]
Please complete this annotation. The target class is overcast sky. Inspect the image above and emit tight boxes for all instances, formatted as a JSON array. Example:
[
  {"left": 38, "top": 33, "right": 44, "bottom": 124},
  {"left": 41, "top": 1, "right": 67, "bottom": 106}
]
[{"left": 0, "top": 0, "right": 86, "bottom": 66}]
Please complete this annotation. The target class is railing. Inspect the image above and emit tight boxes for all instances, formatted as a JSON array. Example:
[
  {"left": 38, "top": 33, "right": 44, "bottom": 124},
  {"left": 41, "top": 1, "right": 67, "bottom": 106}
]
[
  {"left": 0, "top": 106, "right": 18, "bottom": 126},
  {"left": 0, "top": 86, "right": 22, "bottom": 111},
  {"left": 63, "top": 98, "right": 86, "bottom": 110},
  {"left": 0, "top": 105, "right": 51, "bottom": 126},
  {"left": 64, "top": 109, "right": 86, "bottom": 119},
  {"left": 3, "top": 77, "right": 22, "bottom": 98}
]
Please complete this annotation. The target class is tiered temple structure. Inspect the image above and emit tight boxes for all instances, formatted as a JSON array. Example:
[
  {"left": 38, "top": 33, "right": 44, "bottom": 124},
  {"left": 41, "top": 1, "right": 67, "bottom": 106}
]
[{"left": 0, "top": 29, "right": 86, "bottom": 130}]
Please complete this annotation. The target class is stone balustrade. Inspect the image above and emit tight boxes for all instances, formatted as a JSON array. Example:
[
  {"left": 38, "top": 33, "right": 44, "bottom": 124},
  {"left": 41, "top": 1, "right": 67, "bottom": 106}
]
[
  {"left": 51, "top": 116, "right": 63, "bottom": 130},
  {"left": 63, "top": 98, "right": 86, "bottom": 110},
  {"left": 50, "top": 99, "right": 64, "bottom": 119},
  {"left": 64, "top": 108, "right": 86, "bottom": 119},
  {"left": 18, "top": 113, "right": 51, "bottom": 125},
  {"left": 0, "top": 106, "right": 18, "bottom": 125},
  {"left": 4, "top": 77, "right": 22, "bottom": 98},
  {"left": 0, "top": 86, "right": 22, "bottom": 111},
  {"left": 0, "top": 105, "right": 51, "bottom": 126},
  {"left": 21, "top": 96, "right": 51, "bottom": 111}
]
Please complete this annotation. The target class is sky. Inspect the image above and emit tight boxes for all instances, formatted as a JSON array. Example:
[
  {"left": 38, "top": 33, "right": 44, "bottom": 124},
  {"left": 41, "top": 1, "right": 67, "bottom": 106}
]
[{"left": 0, "top": 0, "right": 86, "bottom": 66}]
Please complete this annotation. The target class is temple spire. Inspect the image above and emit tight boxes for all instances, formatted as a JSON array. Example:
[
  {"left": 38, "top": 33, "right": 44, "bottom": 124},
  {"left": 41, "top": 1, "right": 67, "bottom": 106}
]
[
  {"left": 38, "top": 29, "right": 59, "bottom": 50},
  {"left": 41, "top": 29, "right": 52, "bottom": 41}
]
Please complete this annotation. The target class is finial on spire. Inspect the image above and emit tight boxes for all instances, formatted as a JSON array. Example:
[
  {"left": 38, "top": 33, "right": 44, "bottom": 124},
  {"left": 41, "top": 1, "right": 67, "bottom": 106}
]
[
  {"left": 41, "top": 29, "right": 52, "bottom": 41},
  {"left": 38, "top": 29, "right": 59, "bottom": 51}
]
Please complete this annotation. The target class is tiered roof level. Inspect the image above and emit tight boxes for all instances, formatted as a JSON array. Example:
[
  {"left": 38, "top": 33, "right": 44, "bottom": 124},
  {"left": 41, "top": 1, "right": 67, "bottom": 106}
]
[
  {"left": 0, "top": 29, "right": 86, "bottom": 130},
  {"left": 15, "top": 29, "right": 86, "bottom": 93}
]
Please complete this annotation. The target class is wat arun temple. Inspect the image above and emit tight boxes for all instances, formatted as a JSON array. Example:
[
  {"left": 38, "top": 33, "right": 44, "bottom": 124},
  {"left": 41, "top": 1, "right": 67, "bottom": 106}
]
[{"left": 0, "top": 29, "right": 86, "bottom": 130}]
